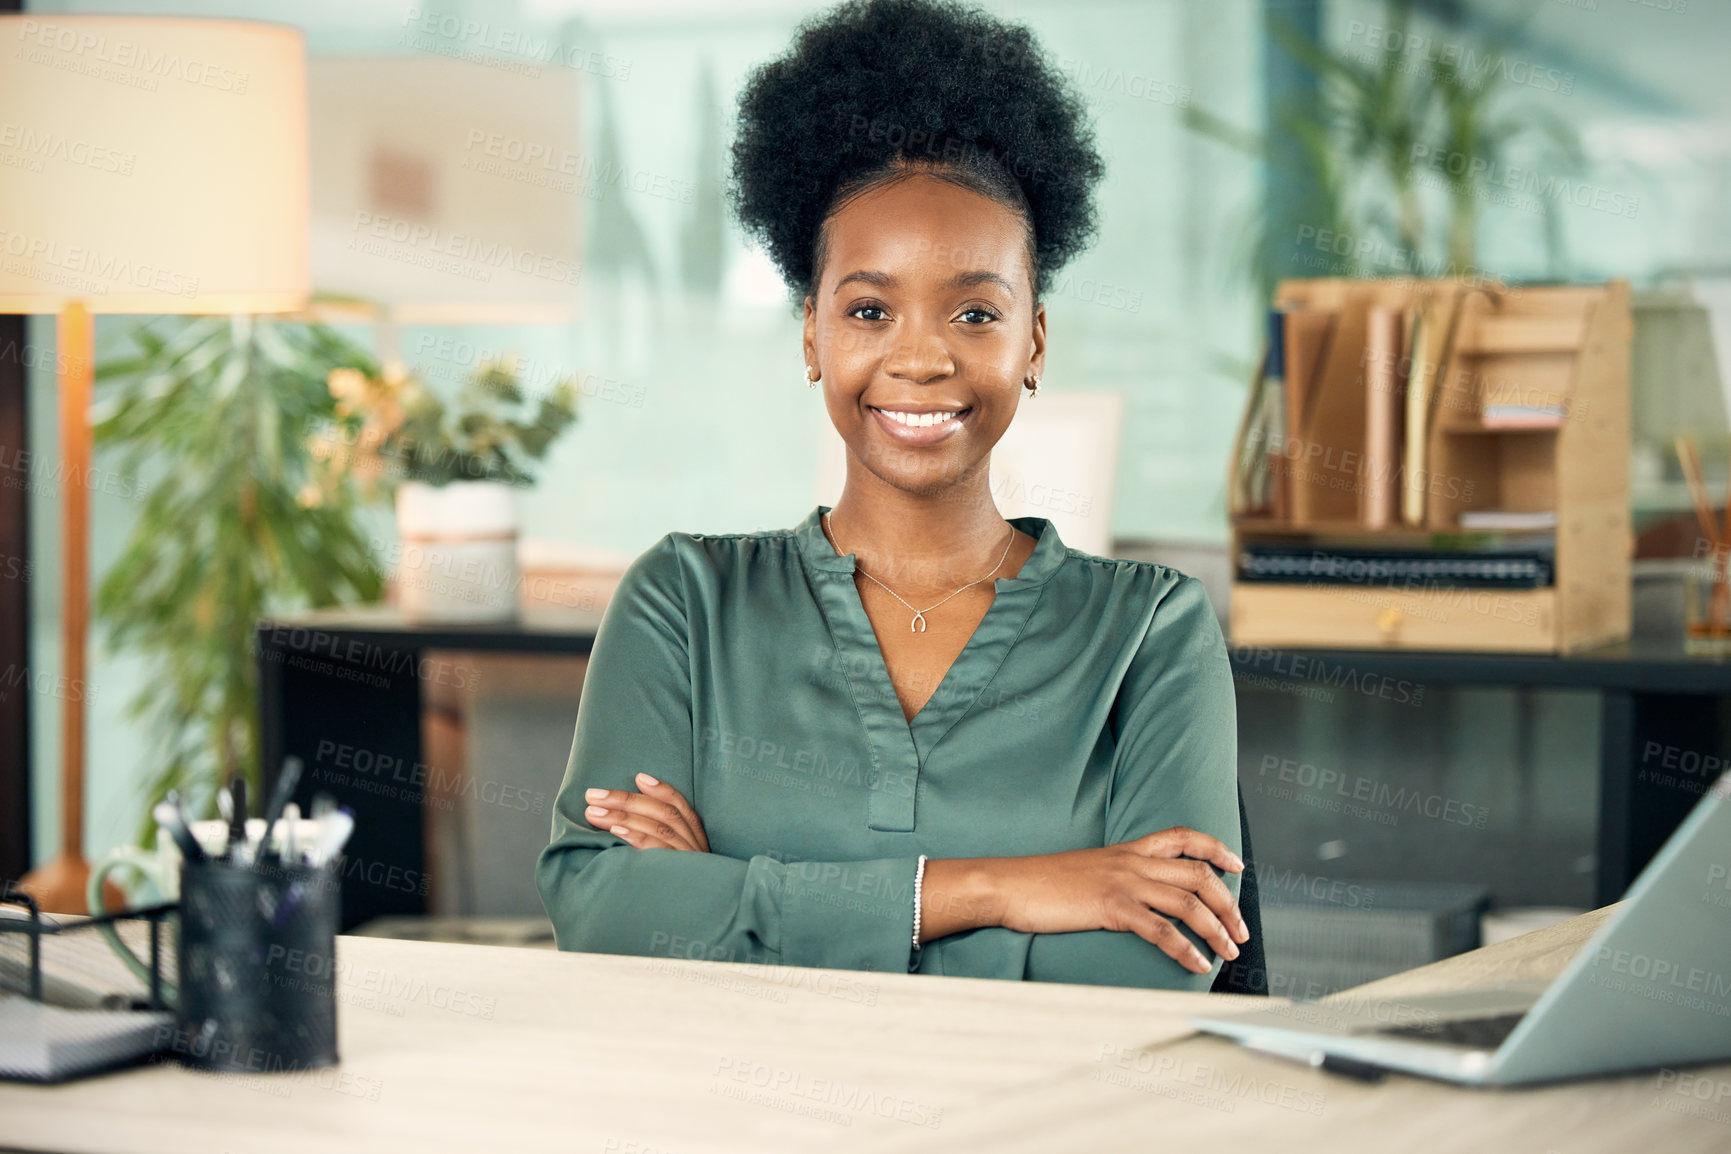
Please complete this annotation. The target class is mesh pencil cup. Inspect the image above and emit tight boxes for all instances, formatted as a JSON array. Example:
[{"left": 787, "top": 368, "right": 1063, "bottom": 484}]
[{"left": 171, "top": 854, "right": 341, "bottom": 1073}]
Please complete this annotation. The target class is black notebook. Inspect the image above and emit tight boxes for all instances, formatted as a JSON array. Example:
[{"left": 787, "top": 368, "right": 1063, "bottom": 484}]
[{"left": 1237, "top": 545, "right": 1554, "bottom": 589}]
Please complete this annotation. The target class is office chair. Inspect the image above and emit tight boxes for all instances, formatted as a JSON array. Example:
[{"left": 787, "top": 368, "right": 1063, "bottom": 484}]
[{"left": 1209, "top": 782, "right": 1267, "bottom": 995}]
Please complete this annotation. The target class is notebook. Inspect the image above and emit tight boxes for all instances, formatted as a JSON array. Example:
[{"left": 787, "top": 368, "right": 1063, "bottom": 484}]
[{"left": 0, "top": 994, "right": 174, "bottom": 1083}]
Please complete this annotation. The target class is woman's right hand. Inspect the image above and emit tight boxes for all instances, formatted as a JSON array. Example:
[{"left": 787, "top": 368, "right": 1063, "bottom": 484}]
[{"left": 933, "top": 828, "right": 1249, "bottom": 975}]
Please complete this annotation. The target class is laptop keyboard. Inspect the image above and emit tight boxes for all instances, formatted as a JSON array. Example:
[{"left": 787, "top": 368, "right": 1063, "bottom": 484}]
[{"left": 1374, "top": 1012, "right": 1527, "bottom": 1050}]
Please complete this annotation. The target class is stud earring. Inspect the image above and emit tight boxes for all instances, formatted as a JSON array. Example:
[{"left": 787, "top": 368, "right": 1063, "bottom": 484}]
[{"left": 805, "top": 365, "right": 817, "bottom": 389}]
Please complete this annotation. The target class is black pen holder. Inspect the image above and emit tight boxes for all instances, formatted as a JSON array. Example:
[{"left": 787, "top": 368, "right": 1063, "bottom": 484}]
[{"left": 171, "top": 855, "right": 340, "bottom": 1074}]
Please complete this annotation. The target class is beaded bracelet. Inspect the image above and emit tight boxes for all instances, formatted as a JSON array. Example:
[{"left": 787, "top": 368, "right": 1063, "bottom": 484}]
[{"left": 910, "top": 854, "right": 928, "bottom": 970}]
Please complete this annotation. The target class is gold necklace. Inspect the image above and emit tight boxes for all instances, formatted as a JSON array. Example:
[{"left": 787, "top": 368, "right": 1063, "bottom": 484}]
[{"left": 823, "top": 510, "right": 1015, "bottom": 633}]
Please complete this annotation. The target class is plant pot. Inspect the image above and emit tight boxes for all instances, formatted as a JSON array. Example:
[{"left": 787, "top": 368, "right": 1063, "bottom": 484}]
[{"left": 393, "top": 481, "right": 520, "bottom": 624}]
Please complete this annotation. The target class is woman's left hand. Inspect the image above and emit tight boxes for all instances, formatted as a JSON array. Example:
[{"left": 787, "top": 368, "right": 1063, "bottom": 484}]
[{"left": 583, "top": 773, "right": 710, "bottom": 852}]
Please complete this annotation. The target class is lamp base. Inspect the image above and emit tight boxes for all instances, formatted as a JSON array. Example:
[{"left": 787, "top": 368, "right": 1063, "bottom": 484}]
[{"left": 14, "top": 852, "right": 122, "bottom": 916}]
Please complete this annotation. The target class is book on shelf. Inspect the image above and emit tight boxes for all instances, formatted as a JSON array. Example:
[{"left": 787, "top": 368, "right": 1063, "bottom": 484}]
[
  {"left": 1458, "top": 509, "right": 1559, "bottom": 531},
  {"left": 1361, "top": 305, "right": 1407, "bottom": 528},
  {"left": 1229, "top": 320, "right": 1279, "bottom": 517},
  {"left": 1235, "top": 305, "right": 1338, "bottom": 520},
  {"left": 1281, "top": 302, "right": 1348, "bottom": 524},
  {"left": 1236, "top": 543, "right": 1556, "bottom": 589},
  {"left": 1400, "top": 305, "right": 1434, "bottom": 526},
  {"left": 1265, "top": 307, "right": 1288, "bottom": 520},
  {"left": 1284, "top": 304, "right": 1337, "bottom": 450},
  {"left": 1481, "top": 403, "right": 1565, "bottom": 428}
]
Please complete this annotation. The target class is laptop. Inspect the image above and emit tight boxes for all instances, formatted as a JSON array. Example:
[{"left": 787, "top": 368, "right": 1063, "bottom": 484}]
[{"left": 1188, "top": 769, "right": 1731, "bottom": 1086}]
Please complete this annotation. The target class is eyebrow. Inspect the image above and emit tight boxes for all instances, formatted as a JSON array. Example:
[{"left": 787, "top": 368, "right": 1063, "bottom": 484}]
[{"left": 832, "top": 268, "right": 1016, "bottom": 298}]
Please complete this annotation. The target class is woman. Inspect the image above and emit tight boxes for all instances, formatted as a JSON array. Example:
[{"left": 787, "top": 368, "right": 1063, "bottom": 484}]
[{"left": 536, "top": 0, "right": 1250, "bottom": 990}]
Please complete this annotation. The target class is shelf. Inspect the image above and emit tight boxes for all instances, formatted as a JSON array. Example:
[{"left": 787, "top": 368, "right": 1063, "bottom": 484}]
[
  {"left": 1234, "top": 518, "right": 1556, "bottom": 546},
  {"left": 1438, "top": 421, "right": 1564, "bottom": 435},
  {"left": 1231, "top": 277, "right": 1630, "bottom": 654},
  {"left": 1232, "top": 584, "right": 1558, "bottom": 652}
]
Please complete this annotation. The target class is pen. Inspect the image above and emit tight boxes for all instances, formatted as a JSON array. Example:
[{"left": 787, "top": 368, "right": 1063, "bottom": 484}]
[
  {"left": 281, "top": 803, "right": 301, "bottom": 865},
  {"left": 256, "top": 755, "right": 304, "bottom": 868},
  {"left": 155, "top": 792, "right": 205, "bottom": 863},
  {"left": 226, "top": 776, "right": 249, "bottom": 864},
  {"left": 1240, "top": 1037, "right": 1387, "bottom": 1083},
  {"left": 305, "top": 808, "right": 355, "bottom": 869},
  {"left": 269, "top": 806, "right": 353, "bottom": 928},
  {"left": 215, "top": 788, "right": 233, "bottom": 857}
]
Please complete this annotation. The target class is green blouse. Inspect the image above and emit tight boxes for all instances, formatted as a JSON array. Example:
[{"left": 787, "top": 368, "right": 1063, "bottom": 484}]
[{"left": 535, "top": 503, "right": 1242, "bottom": 990}]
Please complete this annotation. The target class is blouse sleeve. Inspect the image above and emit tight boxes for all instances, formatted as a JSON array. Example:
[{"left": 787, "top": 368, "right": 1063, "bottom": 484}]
[
  {"left": 534, "top": 534, "right": 922, "bottom": 974},
  {"left": 1020, "top": 573, "right": 1243, "bottom": 990}
]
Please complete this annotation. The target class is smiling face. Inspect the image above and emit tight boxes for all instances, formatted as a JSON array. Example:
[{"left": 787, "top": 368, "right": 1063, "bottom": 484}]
[{"left": 803, "top": 170, "right": 1046, "bottom": 500}]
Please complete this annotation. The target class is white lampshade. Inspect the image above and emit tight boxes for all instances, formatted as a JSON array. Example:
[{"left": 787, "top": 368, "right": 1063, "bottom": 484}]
[{"left": 0, "top": 14, "right": 308, "bottom": 314}]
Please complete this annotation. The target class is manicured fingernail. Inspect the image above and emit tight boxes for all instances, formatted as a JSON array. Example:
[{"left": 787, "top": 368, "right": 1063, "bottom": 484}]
[
  {"left": 585, "top": 806, "right": 608, "bottom": 818},
  {"left": 1191, "top": 952, "right": 1209, "bottom": 972},
  {"left": 637, "top": 773, "right": 659, "bottom": 786},
  {"left": 585, "top": 788, "right": 606, "bottom": 801},
  {"left": 1228, "top": 853, "right": 1246, "bottom": 870},
  {"left": 610, "top": 825, "right": 630, "bottom": 837}
]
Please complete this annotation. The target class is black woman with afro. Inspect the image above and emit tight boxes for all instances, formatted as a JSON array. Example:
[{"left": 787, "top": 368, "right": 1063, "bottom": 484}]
[{"left": 538, "top": 0, "right": 1252, "bottom": 991}]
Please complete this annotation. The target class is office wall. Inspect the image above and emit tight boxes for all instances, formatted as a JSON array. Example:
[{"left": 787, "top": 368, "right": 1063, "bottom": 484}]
[
  {"left": 22, "top": 0, "right": 1728, "bottom": 895},
  {"left": 22, "top": 0, "right": 1263, "bottom": 866}
]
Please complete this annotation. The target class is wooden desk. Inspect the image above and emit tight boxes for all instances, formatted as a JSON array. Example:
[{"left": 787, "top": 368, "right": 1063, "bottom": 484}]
[
  {"left": 850, "top": 903, "right": 1731, "bottom": 1153},
  {"left": 257, "top": 608, "right": 1731, "bottom": 932},
  {"left": 254, "top": 606, "right": 604, "bottom": 929},
  {"left": 6, "top": 904, "right": 1728, "bottom": 1153},
  {"left": 1228, "top": 638, "right": 1731, "bottom": 904}
]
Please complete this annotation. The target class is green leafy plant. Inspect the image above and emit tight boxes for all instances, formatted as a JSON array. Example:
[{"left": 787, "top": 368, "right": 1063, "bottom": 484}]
[
  {"left": 322, "top": 356, "right": 579, "bottom": 492},
  {"left": 94, "top": 314, "right": 387, "bottom": 840},
  {"left": 1185, "top": 0, "right": 1582, "bottom": 299}
]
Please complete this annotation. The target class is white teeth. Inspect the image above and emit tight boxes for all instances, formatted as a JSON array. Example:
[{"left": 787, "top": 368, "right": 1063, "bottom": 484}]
[{"left": 879, "top": 409, "right": 960, "bottom": 427}]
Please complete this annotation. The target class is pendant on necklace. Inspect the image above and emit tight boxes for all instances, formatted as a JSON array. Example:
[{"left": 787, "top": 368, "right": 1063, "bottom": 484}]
[{"left": 910, "top": 611, "right": 928, "bottom": 633}]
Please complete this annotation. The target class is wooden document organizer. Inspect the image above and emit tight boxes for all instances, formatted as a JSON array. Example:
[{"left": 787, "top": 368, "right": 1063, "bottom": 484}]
[{"left": 1229, "top": 277, "right": 1632, "bottom": 653}]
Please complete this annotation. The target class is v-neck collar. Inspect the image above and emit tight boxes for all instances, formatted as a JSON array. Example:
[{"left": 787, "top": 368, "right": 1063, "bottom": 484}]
[
  {"left": 791, "top": 504, "right": 1069, "bottom": 587},
  {"left": 792, "top": 503, "right": 1066, "bottom": 832}
]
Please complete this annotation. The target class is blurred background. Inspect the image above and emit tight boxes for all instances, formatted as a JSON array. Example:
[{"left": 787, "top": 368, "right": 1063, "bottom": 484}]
[{"left": 5, "top": 0, "right": 1729, "bottom": 991}]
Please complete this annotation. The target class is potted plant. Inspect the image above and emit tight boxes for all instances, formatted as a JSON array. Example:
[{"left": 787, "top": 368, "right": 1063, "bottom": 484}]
[
  {"left": 319, "top": 356, "right": 579, "bottom": 623},
  {"left": 1182, "top": 1, "right": 1583, "bottom": 301},
  {"left": 94, "top": 314, "right": 388, "bottom": 837}
]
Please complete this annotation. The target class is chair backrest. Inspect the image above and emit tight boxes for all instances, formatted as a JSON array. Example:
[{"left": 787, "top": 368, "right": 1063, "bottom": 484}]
[{"left": 1209, "top": 782, "right": 1267, "bottom": 995}]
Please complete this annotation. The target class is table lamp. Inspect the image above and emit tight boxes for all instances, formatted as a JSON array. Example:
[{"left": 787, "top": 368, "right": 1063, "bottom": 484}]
[{"left": 0, "top": 15, "right": 309, "bottom": 913}]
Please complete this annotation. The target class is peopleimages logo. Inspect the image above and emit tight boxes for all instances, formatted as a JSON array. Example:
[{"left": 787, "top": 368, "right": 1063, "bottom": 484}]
[
  {"left": 1409, "top": 144, "right": 1639, "bottom": 219},
  {"left": 0, "top": 122, "right": 136, "bottom": 174},
  {"left": 0, "top": 228, "right": 199, "bottom": 298},
  {"left": 1588, "top": 946, "right": 1731, "bottom": 1014},
  {"left": 1345, "top": 22, "right": 1574, "bottom": 94},
  {"left": 13, "top": 19, "right": 252, "bottom": 93},
  {"left": 347, "top": 211, "right": 581, "bottom": 286},
  {"left": 1257, "top": 755, "right": 1489, "bottom": 829}
]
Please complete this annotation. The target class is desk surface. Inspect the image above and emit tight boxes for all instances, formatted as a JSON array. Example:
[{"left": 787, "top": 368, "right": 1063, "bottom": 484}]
[
  {"left": 1228, "top": 636, "right": 1731, "bottom": 693},
  {"left": 6, "top": 904, "right": 1727, "bottom": 1154},
  {"left": 257, "top": 604, "right": 604, "bottom": 654},
  {"left": 258, "top": 605, "right": 1731, "bottom": 690}
]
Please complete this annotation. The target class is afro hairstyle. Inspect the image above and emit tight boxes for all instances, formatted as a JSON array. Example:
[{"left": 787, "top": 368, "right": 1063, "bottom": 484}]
[{"left": 726, "top": 0, "right": 1106, "bottom": 309}]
